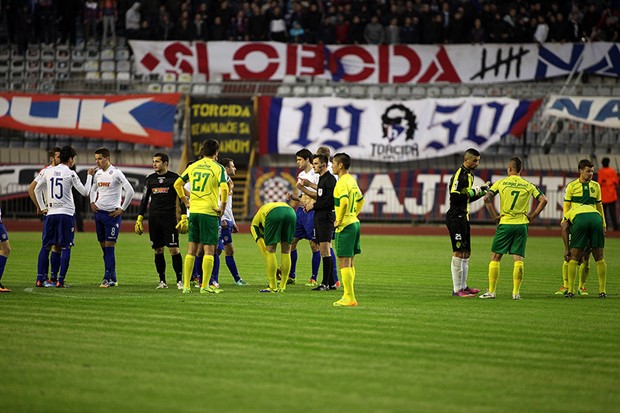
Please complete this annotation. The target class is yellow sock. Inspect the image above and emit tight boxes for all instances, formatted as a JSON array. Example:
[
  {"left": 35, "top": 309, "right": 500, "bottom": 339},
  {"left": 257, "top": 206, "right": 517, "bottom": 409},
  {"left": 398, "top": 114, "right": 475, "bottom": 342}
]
[
  {"left": 512, "top": 261, "right": 524, "bottom": 296},
  {"left": 596, "top": 259, "right": 607, "bottom": 294},
  {"left": 567, "top": 260, "right": 579, "bottom": 294},
  {"left": 256, "top": 238, "right": 267, "bottom": 257},
  {"left": 265, "top": 251, "right": 278, "bottom": 290},
  {"left": 488, "top": 261, "right": 500, "bottom": 293},
  {"left": 562, "top": 261, "right": 569, "bottom": 288},
  {"left": 578, "top": 261, "right": 590, "bottom": 290},
  {"left": 341, "top": 267, "right": 353, "bottom": 302},
  {"left": 349, "top": 266, "right": 357, "bottom": 303},
  {"left": 201, "top": 255, "right": 214, "bottom": 287},
  {"left": 279, "top": 252, "right": 291, "bottom": 290},
  {"left": 183, "top": 255, "right": 195, "bottom": 289}
]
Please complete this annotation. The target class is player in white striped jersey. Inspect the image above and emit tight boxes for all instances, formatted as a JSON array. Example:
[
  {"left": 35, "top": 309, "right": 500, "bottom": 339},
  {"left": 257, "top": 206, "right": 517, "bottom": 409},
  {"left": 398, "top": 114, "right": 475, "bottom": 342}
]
[
  {"left": 34, "top": 146, "right": 95, "bottom": 287},
  {"left": 0, "top": 207, "right": 11, "bottom": 292},
  {"left": 28, "top": 147, "right": 62, "bottom": 287},
  {"left": 90, "top": 147, "right": 135, "bottom": 288}
]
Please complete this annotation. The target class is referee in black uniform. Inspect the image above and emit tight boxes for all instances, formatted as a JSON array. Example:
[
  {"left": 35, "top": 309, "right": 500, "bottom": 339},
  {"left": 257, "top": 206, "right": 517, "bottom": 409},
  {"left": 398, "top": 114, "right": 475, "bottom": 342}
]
[
  {"left": 135, "top": 153, "right": 188, "bottom": 289},
  {"left": 300, "top": 153, "right": 338, "bottom": 291}
]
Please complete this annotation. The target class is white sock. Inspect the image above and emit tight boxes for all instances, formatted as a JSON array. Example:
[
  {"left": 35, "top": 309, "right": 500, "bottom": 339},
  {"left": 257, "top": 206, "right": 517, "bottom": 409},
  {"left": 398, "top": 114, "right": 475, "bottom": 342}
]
[
  {"left": 451, "top": 257, "right": 463, "bottom": 292},
  {"left": 461, "top": 258, "right": 469, "bottom": 289}
]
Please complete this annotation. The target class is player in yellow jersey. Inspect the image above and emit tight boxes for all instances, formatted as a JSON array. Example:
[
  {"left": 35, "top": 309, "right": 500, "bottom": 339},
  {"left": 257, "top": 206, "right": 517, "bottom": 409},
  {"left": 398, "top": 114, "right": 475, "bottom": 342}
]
[
  {"left": 557, "top": 159, "right": 606, "bottom": 296},
  {"left": 250, "top": 202, "right": 296, "bottom": 293},
  {"left": 479, "top": 157, "right": 548, "bottom": 300},
  {"left": 561, "top": 204, "right": 607, "bottom": 298},
  {"left": 332, "top": 153, "right": 365, "bottom": 307},
  {"left": 174, "top": 139, "right": 229, "bottom": 294}
]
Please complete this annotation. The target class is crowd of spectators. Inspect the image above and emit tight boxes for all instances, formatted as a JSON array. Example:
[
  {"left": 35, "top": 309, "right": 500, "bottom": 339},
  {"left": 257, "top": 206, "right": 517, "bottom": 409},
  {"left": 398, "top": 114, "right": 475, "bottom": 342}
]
[{"left": 1, "top": 0, "right": 619, "bottom": 51}]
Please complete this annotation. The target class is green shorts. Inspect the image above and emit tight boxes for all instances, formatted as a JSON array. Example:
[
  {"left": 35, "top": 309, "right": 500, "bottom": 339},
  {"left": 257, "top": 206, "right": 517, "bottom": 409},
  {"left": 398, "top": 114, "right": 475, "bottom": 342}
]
[
  {"left": 264, "top": 206, "right": 296, "bottom": 246},
  {"left": 188, "top": 213, "right": 220, "bottom": 245},
  {"left": 335, "top": 221, "right": 361, "bottom": 257},
  {"left": 570, "top": 213, "right": 605, "bottom": 249},
  {"left": 491, "top": 224, "right": 528, "bottom": 257}
]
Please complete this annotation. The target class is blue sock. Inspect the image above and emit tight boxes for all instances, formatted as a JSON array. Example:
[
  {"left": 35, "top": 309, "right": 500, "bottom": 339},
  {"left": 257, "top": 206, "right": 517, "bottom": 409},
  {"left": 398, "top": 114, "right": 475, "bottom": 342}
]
[
  {"left": 193, "top": 255, "right": 203, "bottom": 279},
  {"left": 50, "top": 250, "right": 61, "bottom": 279},
  {"left": 330, "top": 249, "right": 338, "bottom": 282},
  {"left": 210, "top": 253, "right": 220, "bottom": 285},
  {"left": 311, "top": 250, "right": 321, "bottom": 280},
  {"left": 0, "top": 255, "right": 7, "bottom": 280},
  {"left": 59, "top": 248, "right": 71, "bottom": 283},
  {"left": 289, "top": 249, "right": 298, "bottom": 279},
  {"left": 104, "top": 247, "right": 115, "bottom": 281},
  {"left": 225, "top": 255, "right": 240, "bottom": 282},
  {"left": 37, "top": 247, "right": 49, "bottom": 281}
]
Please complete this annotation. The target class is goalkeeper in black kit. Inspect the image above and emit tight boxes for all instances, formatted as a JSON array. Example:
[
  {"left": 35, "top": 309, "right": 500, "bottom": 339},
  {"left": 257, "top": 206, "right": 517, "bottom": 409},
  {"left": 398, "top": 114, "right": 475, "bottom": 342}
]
[
  {"left": 135, "top": 153, "right": 188, "bottom": 289},
  {"left": 445, "top": 148, "right": 489, "bottom": 297}
]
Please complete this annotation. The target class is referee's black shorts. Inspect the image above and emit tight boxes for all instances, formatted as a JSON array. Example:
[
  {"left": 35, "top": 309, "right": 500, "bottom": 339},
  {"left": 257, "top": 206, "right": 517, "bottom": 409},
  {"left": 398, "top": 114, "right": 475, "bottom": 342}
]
[
  {"left": 149, "top": 214, "right": 179, "bottom": 249},
  {"left": 445, "top": 217, "right": 471, "bottom": 253},
  {"left": 314, "top": 210, "right": 335, "bottom": 243}
]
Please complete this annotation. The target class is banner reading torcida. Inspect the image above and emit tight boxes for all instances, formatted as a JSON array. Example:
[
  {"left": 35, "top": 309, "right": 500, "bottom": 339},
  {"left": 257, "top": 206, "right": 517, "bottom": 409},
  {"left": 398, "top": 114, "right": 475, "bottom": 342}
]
[{"left": 0, "top": 93, "right": 181, "bottom": 147}]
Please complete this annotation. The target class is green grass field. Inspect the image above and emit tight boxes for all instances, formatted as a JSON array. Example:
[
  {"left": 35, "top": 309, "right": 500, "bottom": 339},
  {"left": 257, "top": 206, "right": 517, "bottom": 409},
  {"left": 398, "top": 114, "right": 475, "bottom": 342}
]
[{"left": 1, "top": 231, "right": 619, "bottom": 413}]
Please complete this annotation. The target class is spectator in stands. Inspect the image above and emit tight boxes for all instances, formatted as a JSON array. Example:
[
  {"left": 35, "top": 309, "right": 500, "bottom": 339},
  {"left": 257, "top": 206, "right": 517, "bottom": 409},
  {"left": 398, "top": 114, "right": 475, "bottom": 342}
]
[
  {"left": 470, "top": 17, "right": 486, "bottom": 43},
  {"left": 533, "top": 15, "right": 549, "bottom": 43},
  {"left": 35, "top": 0, "right": 55, "bottom": 45},
  {"left": 582, "top": 3, "right": 601, "bottom": 39},
  {"left": 287, "top": 1, "right": 304, "bottom": 29},
  {"left": 568, "top": 9, "right": 584, "bottom": 41},
  {"left": 191, "top": 12, "right": 207, "bottom": 41},
  {"left": 269, "top": 6, "right": 287, "bottom": 42},
  {"left": 248, "top": 2, "right": 267, "bottom": 41},
  {"left": 216, "top": 0, "right": 234, "bottom": 35},
  {"left": 84, "top": 0, "right": 100, "bottom": 44},
  {"left": 347, "top": 15, "right": 365, "bottom": 44},
  {"left": 446, "top": 8, "right": 466, "bottom": 43},
  {"left": 289, "top": 20, "right": 305, "bottom": 43},
  {"left": 100, "top": 0, "right": 118, "bottom": 46},
  {"left": 302, "top": 2, "right": 322, "bottom": 44},
  {"left": 176, "top": 10, "right": 192, "bottom": 40},
  {"left": 230, "top": 10, "right": 248, "bottom": 41},
  {"left": 60, "top": 0, "right": 79, "bottom": 45},
  {"left": 400, "top": 16, "right": 419, "bottom": 44},
  {"left": 3, "top": 0, "right": 21, "bottom": 45},
  {"left": 426, "top": 12, "right": 444, "bottom": 44},
  {"left": 210, "top": 15, "right": 227, "bottom": 40},
  {"left": 385, "top": 17, "right": 400, "bottom": 44},
  {"left": 364, "top": 15, "right": 384, "bottom": 44},
  {"left": 591, "top": 7, "right": 620, "bottom": 42},
  {"left": 334, "top": 14, "right": 349, "bottom": 44},
  {"left": 318, "top": 18, "right": 336, "bottom": 44},
  {"left": 158, "top": 11, "right": 175, "bottom": 40},
  {"left": 125, "top": 1, "right": 141, "bottom": 41},
  {"left": 599, "top": 157, "right": 620, "bottom": 231},
  {"left": 15, "top": 3, "right": 33, "bottom": 54}
]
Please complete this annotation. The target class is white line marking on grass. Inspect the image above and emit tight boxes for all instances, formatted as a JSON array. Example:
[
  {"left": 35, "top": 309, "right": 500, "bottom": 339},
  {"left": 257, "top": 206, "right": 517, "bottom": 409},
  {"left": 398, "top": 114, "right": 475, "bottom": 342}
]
[{"left": 23, "top": 287, "right": 147, "bottom": 300}]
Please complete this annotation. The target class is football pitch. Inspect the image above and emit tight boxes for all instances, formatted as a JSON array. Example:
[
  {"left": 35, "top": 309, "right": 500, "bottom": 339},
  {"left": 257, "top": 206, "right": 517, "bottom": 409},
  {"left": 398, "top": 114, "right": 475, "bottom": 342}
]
[{"left": 2, "top": 231, "right": 619, "bottom": 413}]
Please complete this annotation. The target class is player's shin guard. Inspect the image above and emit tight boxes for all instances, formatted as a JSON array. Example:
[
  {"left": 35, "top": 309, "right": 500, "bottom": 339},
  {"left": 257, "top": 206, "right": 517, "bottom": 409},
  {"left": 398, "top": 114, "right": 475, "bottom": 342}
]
[
  {"left": 0, "top": 255, "right": 7, "bottom": 280},
  {"left": 171, "top": 253, "right": 183, "bottom": 283},
  {"left": 488, "top": 261, "right": 500, "bottom": 293},
  {"left": 330, "top": 249, "right": 338, "bottom": 282},
  {"left": 104, "top": 247, "right": 115, "bottom": 281},
  {"left": 461, "top": 258, "right": 469, "bottom": 289},
  {"left": 311, "top": 251, "right": 320, "bottom": 280},
  {"left": 58, "top": 248, "right": 71, "bottom": 283},
  {"left": 279, "top": 252, "right": 291, "bottom": 290},
  {"left": 451, "top": 257, "right": 463, "bottom": 292},
  {"left": 37, "top": 247, "right": 49, "bottom": 282},
  {"left": 210, "top": 253, "right": 220, "bottom": 286},
  {"left": 562, "top": 261, "right": 569, "bottom": 289},
  {"left": 225, "top": 255, "right": 240, "bottom": 282},
  {"left": 201, "top": 255, "right": 214, "bottom": 288},
  {"left": 265, "top": 251, "right": 278, "bottom": 290},
  {"left": 183, "top": 255, "right": 195, "bottom": 289},
  {"left": 340, "top": 267, "right": 355, "bottom": 302},
  {"left": 567, "top": 260, "right": 579, "bottom": 294},
  {"left": 154, "top": 253, "right": 166, "bottom": 282},
  {"left": 289, "top": 249, "right": 297, "bottom": 279},
  {"left": 50, "top": 250, "right": 61, "bottom": 279},
  {"left": 193, "top": 255, "right": 203, "bottom": 279},
  {"left": 322, "top": 255, "right": 334, "bottom": 287},
  {"left": 512, "top": 261, "right": 524, "bottom": 296},
  {"left": 596, "top": 259, "right": 607, "bottom": 294},
  {"left": 578, "top": 261, "right": 590, "bottom": 290}
]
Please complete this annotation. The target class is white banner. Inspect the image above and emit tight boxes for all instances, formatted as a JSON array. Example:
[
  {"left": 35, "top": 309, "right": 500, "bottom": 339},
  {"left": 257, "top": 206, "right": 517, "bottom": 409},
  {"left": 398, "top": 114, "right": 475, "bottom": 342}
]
[
  {"left": 129, "top": 41, "right": 620, "bottom": 84},
  {"left": 543, "top": 95, "right": 620, "bottom": 129},
  {"left": 258, "top": 96, "right": 540, "bottom": 161}
]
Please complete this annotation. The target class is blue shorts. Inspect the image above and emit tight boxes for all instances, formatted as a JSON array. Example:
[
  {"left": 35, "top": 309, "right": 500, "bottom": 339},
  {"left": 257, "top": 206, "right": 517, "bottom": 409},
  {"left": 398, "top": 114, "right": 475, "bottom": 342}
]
[
  {"left": 95, "top": 210, "right": 122, "bottom": 243},
  {"left": 294, "top": 207, "right": 315, "bottom": 241},
  {"left": 0, "top": 221, "right": 8, "bottom": 242},
  {"left": 220, "top": 219, "right": 233, "bottom": 246},
  {"left": 42, "top": 214, "right": 75, "bottom": 248}
]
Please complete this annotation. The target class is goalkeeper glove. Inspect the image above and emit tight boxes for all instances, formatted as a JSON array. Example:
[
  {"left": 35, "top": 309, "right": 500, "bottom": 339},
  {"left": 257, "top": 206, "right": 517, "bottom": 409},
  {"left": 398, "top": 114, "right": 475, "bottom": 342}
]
[
  {"left": 176, "top": 214, "right": 188, "bottom": 234},
  {"left": 134, "top": 215, "right": 144, "bottom": 235}
]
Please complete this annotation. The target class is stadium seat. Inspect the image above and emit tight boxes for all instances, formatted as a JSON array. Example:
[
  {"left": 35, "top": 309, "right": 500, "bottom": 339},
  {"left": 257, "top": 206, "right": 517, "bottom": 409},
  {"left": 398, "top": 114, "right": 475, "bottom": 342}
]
[
  {"left": 162, "top": 73, "right": 177, "bottom": 83},
  {"left": 147, "top": 83, "right": 162, "bottom": 93},
  {"left": 162, "top": 83, "right": 177, "bottom": 93},
  {"left": 85, "top": 71, "right": 101, "bottom": 81},
  {"left": 178, "top": 73, "right": 192, "bottom": 83},
  {"left": 101, "top": 61, "right": 115, "bottom": 72},
  {"left": 177, "top": 84, "right": 191, "bottom": 93},
  {"left": 100, "top": 48, "right": 115, "bottom": 61},
  {"left": 292, "top": 85, "right": 306, "bottom": 96},
  {"left": 206, "top": 84, "right": 222, "bottom": 95},
  {"left": 276, "top": 84, "right": 291, "bottom": 95},
  {"left": 101, "top": 72, "right": 116, "bottom": 82},
  {"left": 115, "top": 49, "right": 130, "bottom": 61},
  {"left": 191, "top": 84, "right": 207, "bottom": 94}
]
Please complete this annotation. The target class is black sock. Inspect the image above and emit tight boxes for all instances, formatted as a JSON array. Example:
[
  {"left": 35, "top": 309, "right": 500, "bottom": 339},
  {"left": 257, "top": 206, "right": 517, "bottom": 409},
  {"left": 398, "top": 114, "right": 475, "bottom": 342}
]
[
  {"left": 322, "top": 256, "right": 334, "bottom": 287},
  {"left": 155, "top": 253, "right": 166, "bottom": 282},
  {"left": 172, "top": 253, "right": 183, "bottom": 283}
]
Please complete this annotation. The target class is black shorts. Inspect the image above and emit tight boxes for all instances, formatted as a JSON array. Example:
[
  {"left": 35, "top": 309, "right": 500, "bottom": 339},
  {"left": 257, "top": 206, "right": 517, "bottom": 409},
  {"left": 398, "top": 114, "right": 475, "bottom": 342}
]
[
  {"left": 446, "top": 217, "right": 471, "bottom": 253},
  {"left": 314, "top": 210, "right": 335, "bottom": 243},
  {"left": 149, "top": 214, "right": 179, "bottom": 249}
]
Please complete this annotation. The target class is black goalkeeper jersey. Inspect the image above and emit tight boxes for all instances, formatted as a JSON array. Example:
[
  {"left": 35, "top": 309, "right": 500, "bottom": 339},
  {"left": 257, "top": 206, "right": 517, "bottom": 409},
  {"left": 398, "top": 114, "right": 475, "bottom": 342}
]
[
  {"left": 138, "top": 171, "right": 186, "bottom": 217},
  {"left": 446, "top": 164, "right": 475, "bottom": 220}
]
